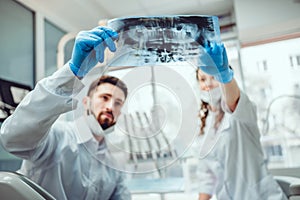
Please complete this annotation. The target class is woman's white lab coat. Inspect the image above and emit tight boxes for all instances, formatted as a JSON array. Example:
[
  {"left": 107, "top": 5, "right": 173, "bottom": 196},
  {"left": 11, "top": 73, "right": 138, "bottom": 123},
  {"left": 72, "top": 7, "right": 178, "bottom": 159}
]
[
  {"left": 0, "top": 65, "right": 131, "bottom": 200},
  {"left": 196, "top": 92, "right": 287, "bottom": 200}
]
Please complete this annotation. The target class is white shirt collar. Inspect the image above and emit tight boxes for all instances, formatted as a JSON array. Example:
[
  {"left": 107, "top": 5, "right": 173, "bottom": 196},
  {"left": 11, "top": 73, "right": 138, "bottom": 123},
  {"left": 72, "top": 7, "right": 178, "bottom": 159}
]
[
  {"left": 74, "top": 116, "right": 94, "bottom": 144},
  {"left": 74, "top": 115, "right": 115, "bottom": 144}
]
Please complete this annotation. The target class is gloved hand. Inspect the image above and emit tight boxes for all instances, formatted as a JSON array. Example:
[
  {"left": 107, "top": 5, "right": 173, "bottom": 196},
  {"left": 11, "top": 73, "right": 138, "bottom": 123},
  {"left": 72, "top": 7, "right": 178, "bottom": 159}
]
[
  {"left": 199, "top": 42, "right": 233, "bottom": 83},
  {"left": 69, "top": 26, "right": 118, "bottom": 78}
]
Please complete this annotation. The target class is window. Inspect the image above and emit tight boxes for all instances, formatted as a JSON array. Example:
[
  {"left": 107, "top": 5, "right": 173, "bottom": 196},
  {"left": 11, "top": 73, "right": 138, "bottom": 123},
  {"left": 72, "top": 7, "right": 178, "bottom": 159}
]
[
  {"left": 241, "top": 37, "right": 300, "bottom": 169},
  {"left": 0, "top": 0, "right": 34, "bottom": 88},
  {"left": 257, "top": 60, "right": 268, "bottom": 72},
  {"left": 0, "top": 0, "right": 34, "bottom": 171},
  {"left": 290, "top": 54, "right": 300, "bottom": 69},
  {"left": 44, "top": 19, "right": 67, "bottom": 76}
]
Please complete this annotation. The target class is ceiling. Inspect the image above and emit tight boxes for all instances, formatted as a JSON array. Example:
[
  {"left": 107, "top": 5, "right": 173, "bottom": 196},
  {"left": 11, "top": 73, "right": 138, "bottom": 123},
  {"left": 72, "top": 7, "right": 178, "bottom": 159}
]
[{"left": 18, "top": 0, "right": 234, "bottom": 32}]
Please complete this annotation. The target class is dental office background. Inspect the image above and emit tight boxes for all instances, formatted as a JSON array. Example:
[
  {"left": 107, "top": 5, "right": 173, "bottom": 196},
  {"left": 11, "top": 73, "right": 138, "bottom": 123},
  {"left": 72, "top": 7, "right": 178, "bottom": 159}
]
[{"left": 1, "top": 0, "right": 300, "bottom": 189}]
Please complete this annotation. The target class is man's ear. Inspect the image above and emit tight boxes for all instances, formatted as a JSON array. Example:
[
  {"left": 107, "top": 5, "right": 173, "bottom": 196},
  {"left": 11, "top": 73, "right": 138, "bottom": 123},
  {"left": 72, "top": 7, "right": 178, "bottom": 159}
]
[{"left": 82, "top": 96, "right": 90, "bottom": 111}]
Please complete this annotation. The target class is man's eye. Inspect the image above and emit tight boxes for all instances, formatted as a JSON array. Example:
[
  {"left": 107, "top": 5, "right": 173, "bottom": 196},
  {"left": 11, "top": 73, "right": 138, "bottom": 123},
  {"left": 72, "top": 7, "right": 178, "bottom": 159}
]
[
  {"left": 101, "top": 96, "right": 109, "bottom": 101},
  {"left": 115, "top": 102, "right": 122, "bottom": 107}
]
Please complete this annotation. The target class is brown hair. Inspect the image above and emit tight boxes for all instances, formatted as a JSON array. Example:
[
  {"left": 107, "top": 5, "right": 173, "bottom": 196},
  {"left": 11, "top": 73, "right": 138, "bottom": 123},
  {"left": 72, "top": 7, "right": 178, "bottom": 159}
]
[
  {"left": 199, "top": 100, "right": 209, "bottom": 135},
  {"left": 87, "top": 75, "right": 128, "bottom": 98},
  {"left": 196, "top": 69, "right": 224, "bottom": 135}
]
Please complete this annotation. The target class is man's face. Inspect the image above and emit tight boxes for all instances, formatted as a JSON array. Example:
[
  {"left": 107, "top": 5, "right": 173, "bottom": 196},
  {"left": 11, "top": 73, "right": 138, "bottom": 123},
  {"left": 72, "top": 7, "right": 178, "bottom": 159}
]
[{"left": 87, "top": 83, "right": 125, "bottom": 130}]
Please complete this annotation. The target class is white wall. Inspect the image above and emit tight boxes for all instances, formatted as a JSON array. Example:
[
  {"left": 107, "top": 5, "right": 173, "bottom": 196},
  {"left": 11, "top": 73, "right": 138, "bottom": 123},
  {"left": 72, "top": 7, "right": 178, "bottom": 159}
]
[
  {"left": 234, "top": 0, "right": 300, "bottom": 44},
  {"left": 15, "top": 0, "right": 88, "bottom": 32}
]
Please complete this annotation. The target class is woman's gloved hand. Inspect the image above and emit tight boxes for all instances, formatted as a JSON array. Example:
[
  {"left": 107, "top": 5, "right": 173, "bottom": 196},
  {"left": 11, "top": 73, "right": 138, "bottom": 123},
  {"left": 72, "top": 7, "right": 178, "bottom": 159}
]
[
  {"left": 69, "top": 26, "right": 118, "bottom": 78},
  {"left": 199, "top": 42, "right": 233, "bottom": 84}
]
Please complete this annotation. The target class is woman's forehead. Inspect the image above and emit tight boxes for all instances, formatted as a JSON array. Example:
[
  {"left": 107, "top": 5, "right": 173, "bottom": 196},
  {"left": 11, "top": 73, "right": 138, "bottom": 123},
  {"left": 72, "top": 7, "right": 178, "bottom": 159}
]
[{"left": 197, "top": 70, "right": 212, "bottom": 79}]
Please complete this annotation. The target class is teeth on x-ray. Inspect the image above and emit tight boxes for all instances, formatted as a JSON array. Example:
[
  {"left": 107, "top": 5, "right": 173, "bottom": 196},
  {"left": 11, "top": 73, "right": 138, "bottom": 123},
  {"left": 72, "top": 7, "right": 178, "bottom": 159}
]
[{"left": 108, "top": 15, "right": 221, "bottom": 66}]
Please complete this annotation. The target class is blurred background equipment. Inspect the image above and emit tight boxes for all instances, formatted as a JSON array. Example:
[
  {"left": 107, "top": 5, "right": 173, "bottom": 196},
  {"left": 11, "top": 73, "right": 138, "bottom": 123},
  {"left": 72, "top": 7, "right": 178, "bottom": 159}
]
[
  {"left": 1, "top": 0, "right": 300, "bottom": 199},
  {"left": 0, "top": 78, "right": 31, "bottom": 122}
]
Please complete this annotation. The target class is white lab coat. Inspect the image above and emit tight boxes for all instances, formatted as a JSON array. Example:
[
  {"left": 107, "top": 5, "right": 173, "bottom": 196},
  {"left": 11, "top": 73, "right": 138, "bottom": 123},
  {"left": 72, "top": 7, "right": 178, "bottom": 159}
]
[
  {"left": 0, "top": 65, "right": 131, "bottom": 200},
  {"left": 196, "top": 92, "right": 287, "bottom": 200}
]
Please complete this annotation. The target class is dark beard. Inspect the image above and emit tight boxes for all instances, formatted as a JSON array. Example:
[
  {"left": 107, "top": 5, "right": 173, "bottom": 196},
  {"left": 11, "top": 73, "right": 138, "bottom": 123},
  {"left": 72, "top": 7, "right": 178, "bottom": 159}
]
[
  {"left": 97, "top": 112, "right": 115, "bottom": 130},
  {"left": 100, "top": 119, "right": 115, "bottom": 130}
]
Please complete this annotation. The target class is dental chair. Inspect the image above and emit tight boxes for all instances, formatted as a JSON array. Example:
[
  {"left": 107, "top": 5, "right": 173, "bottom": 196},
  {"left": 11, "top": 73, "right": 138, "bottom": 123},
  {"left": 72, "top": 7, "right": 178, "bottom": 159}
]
[
  {"left": 0, "top": 171, "right": 55, "bottom": 200},
  {"left": 274, "top": 176, "right": 300, "bottom": 200},
  {"left": 1, "top": 171, "right": 300, "bottom": 199}
]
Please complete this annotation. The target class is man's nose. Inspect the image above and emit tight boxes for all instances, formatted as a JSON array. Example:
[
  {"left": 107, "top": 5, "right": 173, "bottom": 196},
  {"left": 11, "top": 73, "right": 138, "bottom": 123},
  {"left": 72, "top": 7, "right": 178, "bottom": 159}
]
[{"left": 105, "top": 99, "right": 113, "bottom": 111}]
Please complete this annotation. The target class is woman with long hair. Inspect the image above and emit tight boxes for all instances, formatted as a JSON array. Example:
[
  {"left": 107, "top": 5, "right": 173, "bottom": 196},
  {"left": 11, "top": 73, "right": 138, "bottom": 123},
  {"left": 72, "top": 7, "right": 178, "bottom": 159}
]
[{"left": 195, "top": 42, "right": 286, "bottom": 200}]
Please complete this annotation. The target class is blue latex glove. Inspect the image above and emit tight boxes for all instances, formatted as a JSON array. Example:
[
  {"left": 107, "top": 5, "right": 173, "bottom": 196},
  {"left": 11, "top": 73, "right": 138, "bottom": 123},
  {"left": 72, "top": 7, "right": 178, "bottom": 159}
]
[
  {"left": 199, "top": 42, "right": 233, "bottom": 83},
  {"left": 69, "top": 26, "right": 118, "bottom": 77}
]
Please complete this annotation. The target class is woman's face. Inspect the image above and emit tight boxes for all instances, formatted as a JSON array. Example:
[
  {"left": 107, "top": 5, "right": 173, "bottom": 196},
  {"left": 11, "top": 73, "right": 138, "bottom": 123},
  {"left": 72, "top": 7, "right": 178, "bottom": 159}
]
[{"left": 197, "top": 70, "right": 219, "bottom": 91}]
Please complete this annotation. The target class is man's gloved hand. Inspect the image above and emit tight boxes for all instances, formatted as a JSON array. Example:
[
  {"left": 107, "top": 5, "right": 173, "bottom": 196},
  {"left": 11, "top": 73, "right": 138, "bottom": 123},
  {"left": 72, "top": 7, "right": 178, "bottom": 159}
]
[
  {"left": 199, "top": 42, "right": 233, "bottom": 84},
  {"left": 69, "top": 26, "right": 118, "bottom": 78}
]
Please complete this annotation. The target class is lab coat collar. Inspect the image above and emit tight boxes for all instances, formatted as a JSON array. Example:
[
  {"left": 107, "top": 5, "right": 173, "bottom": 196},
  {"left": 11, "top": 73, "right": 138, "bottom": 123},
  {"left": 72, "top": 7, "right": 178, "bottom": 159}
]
[
  {"left": 85, "top": 113, "right": 115, "bottom": 136},
  {"left": 199, "top": 110, "right": 230, "bottom": 158},
  {"left": 218, "top": 113, "right": 230, "bottom": 133},
  {"left": 74, "top": 115, "right": 115, "bottom": 144},
  {"left": 74, "top": 116, "right": 94, "bottom": 144}
]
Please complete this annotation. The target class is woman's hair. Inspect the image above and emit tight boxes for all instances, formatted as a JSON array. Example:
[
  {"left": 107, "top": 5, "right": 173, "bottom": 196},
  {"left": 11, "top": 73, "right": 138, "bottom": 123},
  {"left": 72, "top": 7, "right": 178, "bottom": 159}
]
[
  {"left": 196, "top": 68, "right": 225, "bottom": 135},
  {"left": 199, "top": 100, "right": 209, "bottom": 135}
]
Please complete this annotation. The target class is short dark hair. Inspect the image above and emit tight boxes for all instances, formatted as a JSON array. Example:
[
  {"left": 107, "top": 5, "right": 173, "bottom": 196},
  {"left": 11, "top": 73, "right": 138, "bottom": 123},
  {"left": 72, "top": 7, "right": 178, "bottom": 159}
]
[{"left": 87, "top": 75, "right": 128, "bottom": 98}]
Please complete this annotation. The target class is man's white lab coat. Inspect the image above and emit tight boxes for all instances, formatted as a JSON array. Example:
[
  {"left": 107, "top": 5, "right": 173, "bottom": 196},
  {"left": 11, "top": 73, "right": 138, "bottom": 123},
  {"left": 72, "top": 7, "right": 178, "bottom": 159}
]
[{"left": 0, "top": 65, "right": 131, "bottom": 200}]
